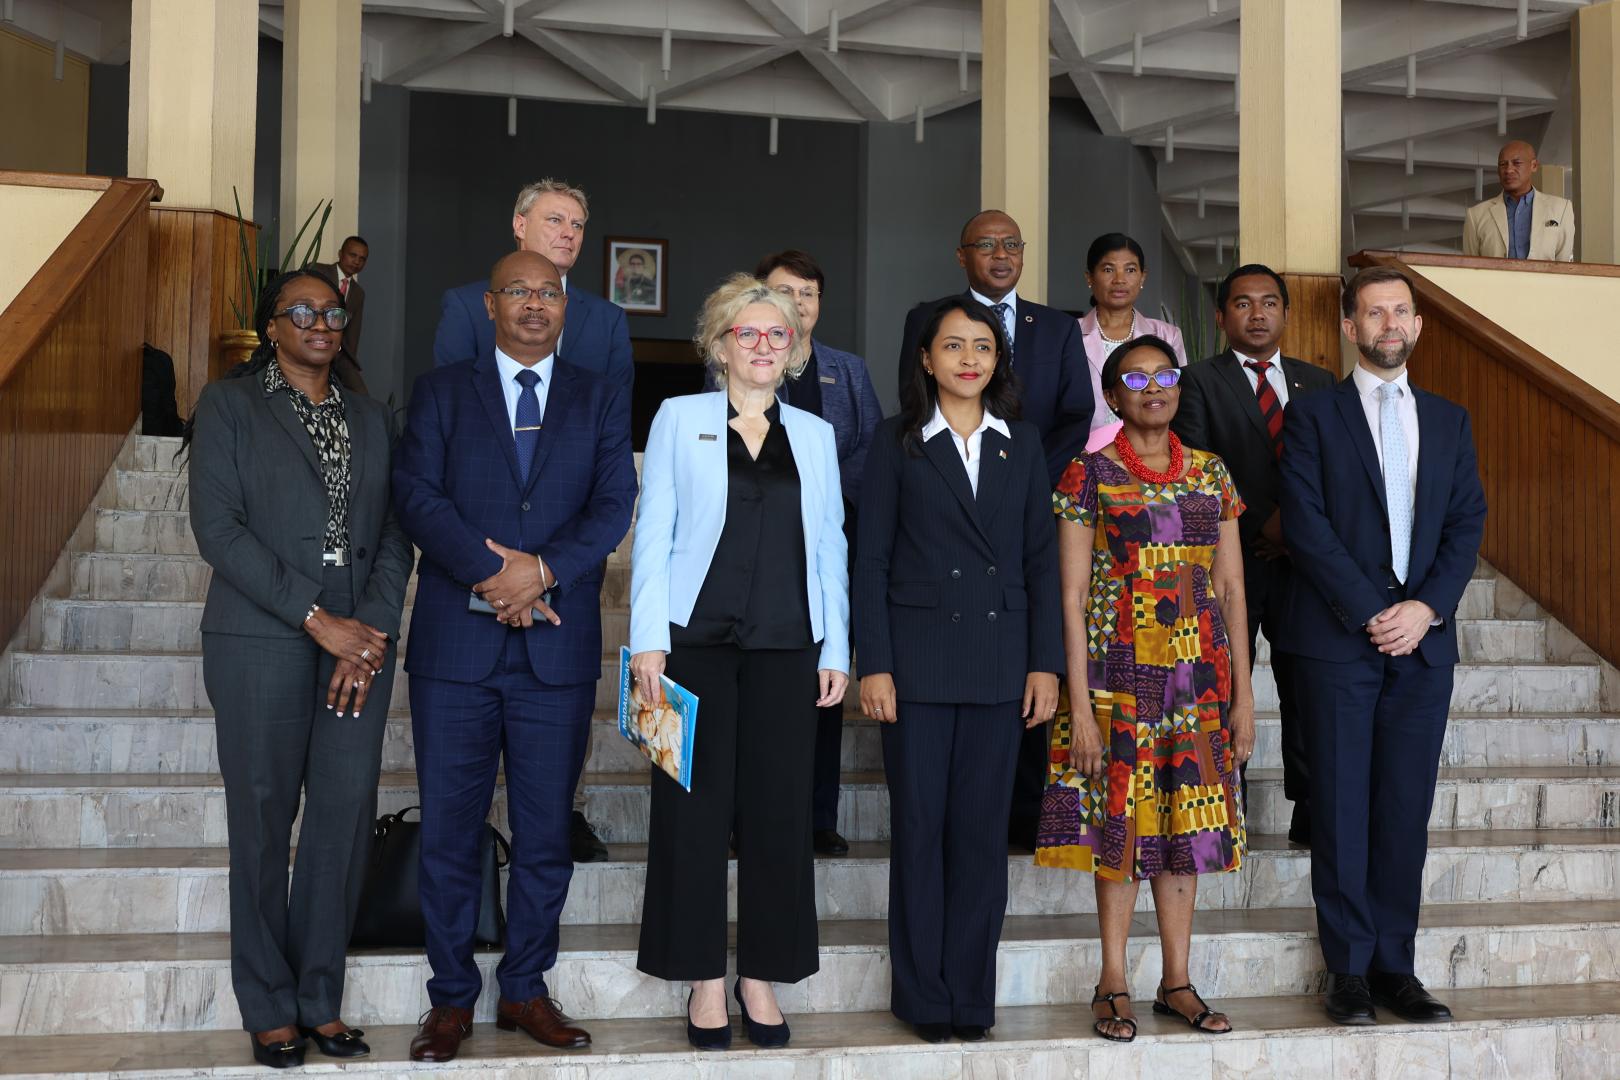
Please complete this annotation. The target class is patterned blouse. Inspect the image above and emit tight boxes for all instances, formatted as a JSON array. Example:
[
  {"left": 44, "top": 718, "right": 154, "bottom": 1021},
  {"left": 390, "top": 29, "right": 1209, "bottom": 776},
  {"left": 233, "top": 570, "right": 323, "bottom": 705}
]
[{"left": 263, "top": 359, "right": 352, "bottom": 551}]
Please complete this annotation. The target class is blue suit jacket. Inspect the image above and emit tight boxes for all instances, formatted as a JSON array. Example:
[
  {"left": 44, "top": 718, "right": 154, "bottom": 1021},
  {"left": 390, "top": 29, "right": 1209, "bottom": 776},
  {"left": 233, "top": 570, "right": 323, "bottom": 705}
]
[
  {"left": 705, "top": 340, "right": 883, "bottom": 509},
  {"left": 629, "top": 392, "right": 849, "bottom": 673},
  {"left": 898, "top": 293, "right": 1093, "bottom": 487},
  {"left": 432, "top": 278, "right": 635, "bottom": 384},
  {"left": 853, "top": 416, "right": 1063, "bottom": 704},
  {"left": 1278, "top": 375, "right": 1486, "bottom": 666},
  {"left": 392, "top": 351, "right": 638, "bottom": 685}
]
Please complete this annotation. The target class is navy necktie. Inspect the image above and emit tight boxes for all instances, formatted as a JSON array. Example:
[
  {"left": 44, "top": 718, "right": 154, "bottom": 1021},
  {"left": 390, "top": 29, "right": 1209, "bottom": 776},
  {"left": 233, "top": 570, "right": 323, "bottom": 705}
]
[
  {"left": 514, "top": 368, "right": 542, "bottom": 482},
  {"left": 993, "top": 302, "right": 1014, "bottom": 365}
]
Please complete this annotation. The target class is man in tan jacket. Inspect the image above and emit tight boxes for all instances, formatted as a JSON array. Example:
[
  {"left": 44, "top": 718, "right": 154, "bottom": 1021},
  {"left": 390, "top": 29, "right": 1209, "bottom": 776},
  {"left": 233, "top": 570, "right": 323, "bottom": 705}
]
[{"left": 1462, "top": 141, "right": 1575, "bottom": 261}]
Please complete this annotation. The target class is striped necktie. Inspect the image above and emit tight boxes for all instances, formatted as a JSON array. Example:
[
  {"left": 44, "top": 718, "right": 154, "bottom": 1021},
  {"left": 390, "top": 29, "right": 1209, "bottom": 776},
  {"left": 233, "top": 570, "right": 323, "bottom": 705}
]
[{"left": 1244, "top": 359, "right": 1285, "bottom": 460}]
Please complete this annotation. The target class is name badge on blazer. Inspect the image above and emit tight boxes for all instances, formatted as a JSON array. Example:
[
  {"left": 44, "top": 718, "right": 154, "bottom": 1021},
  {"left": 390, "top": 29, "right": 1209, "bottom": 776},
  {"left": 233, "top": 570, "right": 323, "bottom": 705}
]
[
  {"left": 819, "top": 375, "right": 837, "bottom": 384},
  {"left": 698, "top": 433, "right": 718, "bottom": 441}
]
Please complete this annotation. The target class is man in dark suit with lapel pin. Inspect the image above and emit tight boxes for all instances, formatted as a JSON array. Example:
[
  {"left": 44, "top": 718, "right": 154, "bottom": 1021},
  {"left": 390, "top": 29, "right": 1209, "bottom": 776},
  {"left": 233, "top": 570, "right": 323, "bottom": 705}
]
[
  {"left": 896, "top": 209, "right": 1092, "bottom": 851},
  {"left": 312, "top": 236, "right": 370, "bottom": 395},
  {"left": 394, "top": 250, "right": 638, "bottom": 1062},
  {"left": 1172, "top": 263, "right": 1335, "bottom": 847},
  {"left": 432, "top": 179, "right": 632, "bottom": 860},
  {"left": 1279, "top": 267, "right": 1485, "bottom": 1028}
]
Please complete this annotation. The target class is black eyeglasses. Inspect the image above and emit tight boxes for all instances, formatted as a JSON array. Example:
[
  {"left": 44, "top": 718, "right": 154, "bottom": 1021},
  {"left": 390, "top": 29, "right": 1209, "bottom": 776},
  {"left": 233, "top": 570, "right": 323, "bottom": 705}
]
[
  {"left": 1119, "top": 369, "right": 1182, "bottom": 392},
  {"left": 491, "top": 286, "right": 565, "bottom": 305},
  {"left": 961, "top": 238, "right": 1026, "bottom": 254},
  {"left": 274, "top": 304, "right": 349, "bottom": 330}
]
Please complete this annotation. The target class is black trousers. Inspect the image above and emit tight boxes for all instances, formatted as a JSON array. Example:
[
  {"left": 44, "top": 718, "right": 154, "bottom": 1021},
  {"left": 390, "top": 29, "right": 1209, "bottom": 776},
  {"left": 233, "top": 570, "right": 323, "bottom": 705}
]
[
  {"left": 883, "top": 700, "right": 1023, "bottom": 1028},
  {"left": 637, "top": 643, "right": 821, "bottom": 983},
  {"left": 1247, "top": 554, "right": 1311, "bottom": 805},
  {"left": 203, "top": 565, "right": 393, "bottom": 1032},
  {"left": 1296, "top": 651, "right": 1451, "bottom": 975},
  {"left": 811, "top": 701, "right": 843, "bottom": 831}
]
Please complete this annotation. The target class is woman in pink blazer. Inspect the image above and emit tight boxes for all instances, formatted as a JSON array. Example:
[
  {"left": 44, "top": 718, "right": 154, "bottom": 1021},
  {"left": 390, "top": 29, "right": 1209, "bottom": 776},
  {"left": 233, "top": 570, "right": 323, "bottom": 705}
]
[{"left": 1077, "top": 233, "right": 1188, "bottom": 452}]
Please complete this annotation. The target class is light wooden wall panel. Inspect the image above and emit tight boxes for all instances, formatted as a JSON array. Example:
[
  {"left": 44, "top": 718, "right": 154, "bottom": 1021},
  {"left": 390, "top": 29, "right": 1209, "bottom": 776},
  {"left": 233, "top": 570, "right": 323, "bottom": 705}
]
[{"left": 146, "top": 206, "right": 257, "bottom": 412}]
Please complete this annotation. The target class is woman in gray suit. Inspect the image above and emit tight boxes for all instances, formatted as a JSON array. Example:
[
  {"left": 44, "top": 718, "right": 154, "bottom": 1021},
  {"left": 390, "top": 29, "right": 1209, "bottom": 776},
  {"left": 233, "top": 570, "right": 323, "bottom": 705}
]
[{"left": 187, "top": 269, "right": 413, "bottom": 1068}]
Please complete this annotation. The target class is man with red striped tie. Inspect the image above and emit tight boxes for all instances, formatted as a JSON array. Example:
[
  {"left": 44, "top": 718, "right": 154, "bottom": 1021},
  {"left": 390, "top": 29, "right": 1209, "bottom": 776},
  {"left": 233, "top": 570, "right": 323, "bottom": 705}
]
[{"left": 1171, "top": 263, "right": 1335, "bottom": 847}]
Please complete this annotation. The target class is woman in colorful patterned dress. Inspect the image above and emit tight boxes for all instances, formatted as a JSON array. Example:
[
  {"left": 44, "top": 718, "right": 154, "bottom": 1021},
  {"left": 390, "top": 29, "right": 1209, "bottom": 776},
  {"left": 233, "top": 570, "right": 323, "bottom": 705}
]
[{"left": 1034, "top": 335, "right": 1255, "bottom": 1042}]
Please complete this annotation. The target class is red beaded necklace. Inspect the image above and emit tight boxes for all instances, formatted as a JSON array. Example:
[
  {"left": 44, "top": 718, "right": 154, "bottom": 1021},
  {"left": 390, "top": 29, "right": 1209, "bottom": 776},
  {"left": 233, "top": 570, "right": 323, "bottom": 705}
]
[{"left": 1114, "top": 429, "right": 1184, "bottom": 484}]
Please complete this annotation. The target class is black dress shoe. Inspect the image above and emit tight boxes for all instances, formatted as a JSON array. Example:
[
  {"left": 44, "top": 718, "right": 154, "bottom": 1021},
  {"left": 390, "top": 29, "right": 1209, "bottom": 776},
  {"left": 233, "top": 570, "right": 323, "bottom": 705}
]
[
  {"left": 1288, "top": 804, "right": 1312, "bottom": 847},
  {"left": 734, "top": 979, "right": 790, "bottom": 1047},
  {"left": 813, "top": 828, "right": 850, "bottom": 856},
  {"left": 686, "top": 989, "right": 732, "bottom": 1051},
  {"left": 951, "top": 1023, "right": 988, "bottom": 1041},
  {"left": 914, "top": 1022, "right": 953, "bottom": 1043},
  {"left": 250, "top": 1034, "right": 306, "bottom": 1069},
  {"left": 1324, "top": 974, "right": 1377, "bottom": 1026},
  {"left": 1369, "top": 973, "right": 1453, "bottom": 1022},
  {"left": 298, "top": 1025, "right": 369, "bottom": 1058},
  {"left": 570, "top": 811, "right": 609, "bottom": 862}
]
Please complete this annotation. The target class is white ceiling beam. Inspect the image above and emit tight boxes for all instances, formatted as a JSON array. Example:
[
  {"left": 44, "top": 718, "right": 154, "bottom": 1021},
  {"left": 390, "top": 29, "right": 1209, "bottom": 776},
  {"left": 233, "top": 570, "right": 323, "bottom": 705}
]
[
  {"left": 797, "top": 46, "right": 891, "bottom": 121},
  {"left": 833, "top": 7, "right": 986, "bottom": 60},
  {"left": 533, "top": 0, "right": 786, "bottom": 44},
  {"left": 1341, "top": 0, "right": 1570, "bottom": 82},
  {"left": 402, "top": 48, "right": 621, "bottom": 102},
  {"left": 1085, "top": 31, "right": 1238, "bottom": 80},
  {"left": 738, "top": 0, "right": 806, "bottom": 36},
  {"left": 1156, "top": 149, "right": 1239, "bottom": 196},
  {"left": 378, "top": 18, "right": 506, "bottom": 82},
  {"left": 1343, "top": 93, "right": 1554, "bottom": 153},
  {"left": 357, "top": 0, "right": 493, "bottom": 20},
  {"left": 657, "top": 43, "right": 800, "bottom": 99},
  {"left": 1078, "top": 0, "right": 1239, "bottom": 61},
  {"left": 4, "top": 0, "right": 104, "bottom": 60},
  {"left": 516, "top": 26, "right": 645, "bottom": 102},
  {"left": 806, "top": 0, "right": 929, "bottom": 32},
  {"left": 1108, "top": 74, "right": 1238, "bottom": 137}
]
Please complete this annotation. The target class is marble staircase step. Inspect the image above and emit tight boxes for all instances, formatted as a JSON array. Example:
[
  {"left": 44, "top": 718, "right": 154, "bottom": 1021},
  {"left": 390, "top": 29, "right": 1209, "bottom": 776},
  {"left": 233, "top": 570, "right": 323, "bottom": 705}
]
[
  {"left": 7, "top": 702, "right": 1620, "bottom": 776},
  {"left": 3, "top": 901, "right": 1618, "bottom": 1035},
  {"left": 5, "top": 984, "right": 1620, "bottom": 1079},
  {"left": 6, "top": 829, "right": 1620, "bottom": 936},
  {"left": 112, "top": 436, "right": 183, "bottom": 474},
  {"left": 3, "top": 766, "right": 1617, "bottom": 849},
  {"left": 7, "top": 644, "right": 1597, "bottom": 715}
]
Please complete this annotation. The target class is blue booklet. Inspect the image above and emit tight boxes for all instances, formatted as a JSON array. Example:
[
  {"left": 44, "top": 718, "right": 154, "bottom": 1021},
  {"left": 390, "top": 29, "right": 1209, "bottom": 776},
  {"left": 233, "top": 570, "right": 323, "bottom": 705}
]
[{"left": 617, "top": 646, "right": 699, "bottom": 792}]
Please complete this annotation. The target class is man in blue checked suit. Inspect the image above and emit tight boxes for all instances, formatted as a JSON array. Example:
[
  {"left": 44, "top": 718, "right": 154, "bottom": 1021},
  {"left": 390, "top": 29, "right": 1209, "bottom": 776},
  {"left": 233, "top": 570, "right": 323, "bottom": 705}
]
[
  {"left": 432, "top": 177, "right": 629, "bottom": 862},
  {"left": 394, "top": 250, "right": 637, "bottom": 1062}
]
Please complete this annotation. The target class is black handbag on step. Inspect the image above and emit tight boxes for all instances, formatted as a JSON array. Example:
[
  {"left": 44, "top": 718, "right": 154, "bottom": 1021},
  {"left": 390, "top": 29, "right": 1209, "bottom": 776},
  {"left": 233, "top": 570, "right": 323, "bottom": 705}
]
[{"left": 349, "top": 806, "right": 510, "bottom": 949}]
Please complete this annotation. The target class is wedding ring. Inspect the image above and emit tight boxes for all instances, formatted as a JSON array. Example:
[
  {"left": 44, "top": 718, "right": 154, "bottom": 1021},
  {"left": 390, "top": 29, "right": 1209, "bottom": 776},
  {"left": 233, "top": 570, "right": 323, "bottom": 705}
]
[
  {"left": 361, "top": 648, "right": 371, "bottom": 660},
  {"left": 497, "top": 598, "right": 506, "bottom": 608}
]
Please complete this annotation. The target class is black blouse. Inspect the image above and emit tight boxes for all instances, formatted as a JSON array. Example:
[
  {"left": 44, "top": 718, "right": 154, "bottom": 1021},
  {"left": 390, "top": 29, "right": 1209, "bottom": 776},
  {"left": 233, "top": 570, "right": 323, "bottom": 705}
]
[
  {"left": 672, "top": 401, "right": 813, "bottom": 650},
  {"left": 264, "top": 359, "right": 351, "bottom": 551}
]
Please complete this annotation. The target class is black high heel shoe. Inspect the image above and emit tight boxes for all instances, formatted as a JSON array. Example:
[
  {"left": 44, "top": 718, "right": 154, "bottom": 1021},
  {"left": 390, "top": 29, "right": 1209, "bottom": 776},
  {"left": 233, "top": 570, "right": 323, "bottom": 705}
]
[
  {"left": 734, "top": 979, "right": 791, "bottom": 1048},
  {"left": 298, "top": 1024, "right": 371, "bottom": 1058},
  {"left": 686, "top": 988, "right": 732, "bottom": 1051},
  {"left": 249, "top": 1033, "right": 306, "bottom": 1069}
]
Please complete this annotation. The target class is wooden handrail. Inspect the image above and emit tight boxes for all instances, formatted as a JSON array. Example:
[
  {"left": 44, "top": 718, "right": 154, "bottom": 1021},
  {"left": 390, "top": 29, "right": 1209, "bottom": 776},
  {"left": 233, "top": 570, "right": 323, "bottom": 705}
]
[
  {"left": 1357, "top": 249, "right": 1620, "bottom": 280},
  {"left": 1350, "top": 250, "right": 1620, "bottom": 443},
  {"left": 0, "top": 175, "right": 161, "bottom": 652},
  {"left": 0, "top": 170, "right": 113, "bottom": 192},
  {"left": 0, "top": 177, "right": 163, "bottom": 386},
  {"left": 1348, "top": 248, "right": 1620, "bottom": 671}
]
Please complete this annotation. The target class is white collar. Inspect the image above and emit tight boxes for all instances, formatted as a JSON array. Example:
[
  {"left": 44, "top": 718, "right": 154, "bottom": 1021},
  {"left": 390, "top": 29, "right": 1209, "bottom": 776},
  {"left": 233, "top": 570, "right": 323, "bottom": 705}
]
[
  {"left": 921, "top": 402, "right": 1011, "bottom": 442},
  {"left": 1352, "top": 362, "right": 1410, "bottom": 399},
  {"left": 495, "top": 347, "right": 555, "bottom": 384},
  {"left": 969, "top": 286, "right": 1018, "bottom": 312},
  {"left": 1232, "top": 346, "right": 1282, "bottom": 367}
]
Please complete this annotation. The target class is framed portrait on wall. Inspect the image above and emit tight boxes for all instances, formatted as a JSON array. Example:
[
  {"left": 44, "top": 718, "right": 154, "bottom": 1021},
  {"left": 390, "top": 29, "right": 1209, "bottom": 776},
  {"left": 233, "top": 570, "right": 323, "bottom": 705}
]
[{"left": 605, "top": 237, "right": 667, "bottom": 316}]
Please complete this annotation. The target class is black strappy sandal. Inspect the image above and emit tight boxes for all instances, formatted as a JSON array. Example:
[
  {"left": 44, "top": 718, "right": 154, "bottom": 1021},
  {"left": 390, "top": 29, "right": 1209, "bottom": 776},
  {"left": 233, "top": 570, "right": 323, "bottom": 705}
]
[
  {"left": 1153, "top": 983, "right": 1232, "bottom": 1034},
  {"left": 1091, "top": 986, "right": 1138, "bottom": 1043}
]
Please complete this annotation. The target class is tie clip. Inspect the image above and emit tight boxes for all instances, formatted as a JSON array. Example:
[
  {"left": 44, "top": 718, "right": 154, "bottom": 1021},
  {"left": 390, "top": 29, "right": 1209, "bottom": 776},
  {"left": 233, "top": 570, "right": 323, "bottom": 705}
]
[
  {"left": 698, "top": 433, "right": 717, "bottom": 441},
  {"left": 514, "top": 425, "right": 542, "bottom": 432}
]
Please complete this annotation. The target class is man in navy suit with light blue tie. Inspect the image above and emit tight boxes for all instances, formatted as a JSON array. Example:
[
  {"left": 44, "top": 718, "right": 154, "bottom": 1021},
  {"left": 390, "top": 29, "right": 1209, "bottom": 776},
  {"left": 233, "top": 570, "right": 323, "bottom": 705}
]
[
  {"left": 433, "top": 178, "right": 632, "bottom": 861},
  {"left": 395, "top": 250, "right": 637, "bottom": 1062},
  {"left": 1280, "top": 267, "right": 1485, "bottom": 1029},
  {"left": 896, "top": 209, "right": 1093, "bottom": 850}
]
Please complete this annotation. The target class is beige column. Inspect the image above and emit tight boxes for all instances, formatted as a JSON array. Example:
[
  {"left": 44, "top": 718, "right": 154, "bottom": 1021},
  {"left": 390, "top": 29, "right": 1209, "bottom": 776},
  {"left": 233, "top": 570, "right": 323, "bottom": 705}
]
[
  {"left": 1239, "top": 0, "right": 1342, "bottom": 369},
  {"left": 1535, "top": 164, "right": 1571, "bottom": 199},
  {"left": 1575, "top": 1, "right": 1620, "bottom": 263},
  {"left": 980, "top": 0, "right": 1049, "bottom": 302},
  {"left": 128, "top": 0, "right": 258, "bottom": 212},
  {"left": 281, "top": 0, "right": 362, "bottom": 263}
]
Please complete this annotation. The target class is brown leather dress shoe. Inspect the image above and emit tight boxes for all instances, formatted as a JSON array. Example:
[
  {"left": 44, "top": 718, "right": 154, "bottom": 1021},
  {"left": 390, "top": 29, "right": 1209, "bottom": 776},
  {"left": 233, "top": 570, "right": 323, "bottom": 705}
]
[
  {"left": 409, "top": 1005, "right": 474, "bottom": 1062},
  {"left": 496, "top": 996, "right": 592, "bottom": 1049}
]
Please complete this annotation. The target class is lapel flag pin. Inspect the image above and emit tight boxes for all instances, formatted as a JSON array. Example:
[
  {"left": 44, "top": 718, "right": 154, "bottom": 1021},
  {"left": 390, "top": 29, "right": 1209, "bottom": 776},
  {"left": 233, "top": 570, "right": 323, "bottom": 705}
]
[
  {"left": 999, "top": 448, "right": 1008, "bottom": 459},
  {"left": 699, "top": 433, "right": 717, "bottom": 441}
]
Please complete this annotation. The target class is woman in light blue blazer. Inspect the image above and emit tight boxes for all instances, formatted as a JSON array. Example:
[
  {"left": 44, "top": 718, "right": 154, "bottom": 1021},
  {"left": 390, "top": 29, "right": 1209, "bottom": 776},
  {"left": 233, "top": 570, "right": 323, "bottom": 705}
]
[{"left": 629, "top": 274, "right": 850, "bottom": 1052}]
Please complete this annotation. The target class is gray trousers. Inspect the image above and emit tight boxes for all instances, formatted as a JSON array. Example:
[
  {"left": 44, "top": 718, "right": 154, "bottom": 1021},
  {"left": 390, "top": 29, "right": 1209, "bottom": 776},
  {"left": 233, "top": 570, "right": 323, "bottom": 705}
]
[{"left": 203, "top": 565, "right": 394, "bottom": 1032}]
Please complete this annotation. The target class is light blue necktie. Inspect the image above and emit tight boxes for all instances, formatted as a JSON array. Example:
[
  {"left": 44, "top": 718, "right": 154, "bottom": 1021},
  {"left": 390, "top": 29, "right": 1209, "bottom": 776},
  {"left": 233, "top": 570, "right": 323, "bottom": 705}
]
[
  {"left": 1378, "top": 381, "right": 1412, "bottom": 583},
  {"left": 514, "top": 368, "right": 542, "bottom": 482},
  {"left": 992, "top": 302, "right": 1015, "bottom": 365}
]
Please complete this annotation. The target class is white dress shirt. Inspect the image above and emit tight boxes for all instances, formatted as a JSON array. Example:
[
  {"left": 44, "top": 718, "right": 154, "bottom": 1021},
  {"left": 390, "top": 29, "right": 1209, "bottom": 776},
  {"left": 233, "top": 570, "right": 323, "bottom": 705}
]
[
  {"left": 922, "top": 403, "right": 1011, "bottom": 495},
  {"left": 1352, "top": 363, "right": 1419, "bottom": 504},
  {"left": 969, "top": 286, "right": 1019, "bottom": 351},
  {"left": 1233, "top": 346, "right": 1291, "bottom": 409},
  {"left": 495, "top": 347, "right": 555, "bottom": 432}
]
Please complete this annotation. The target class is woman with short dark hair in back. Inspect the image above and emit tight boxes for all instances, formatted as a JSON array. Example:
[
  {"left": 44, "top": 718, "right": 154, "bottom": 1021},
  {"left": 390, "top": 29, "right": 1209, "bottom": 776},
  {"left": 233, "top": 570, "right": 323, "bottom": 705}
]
[
  {"left": 188, "top": 269, "right": 412, "bottom": 1069},
  {"left": 854, "top": 296, "right": 1062, "bottom": 1044}
]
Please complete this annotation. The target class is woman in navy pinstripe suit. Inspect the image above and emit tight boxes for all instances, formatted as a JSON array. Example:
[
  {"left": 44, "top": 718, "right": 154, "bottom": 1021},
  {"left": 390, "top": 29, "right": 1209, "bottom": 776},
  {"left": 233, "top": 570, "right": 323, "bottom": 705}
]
[{"left": 854, "top": 297, "right": 1063, "bottom": 1043}]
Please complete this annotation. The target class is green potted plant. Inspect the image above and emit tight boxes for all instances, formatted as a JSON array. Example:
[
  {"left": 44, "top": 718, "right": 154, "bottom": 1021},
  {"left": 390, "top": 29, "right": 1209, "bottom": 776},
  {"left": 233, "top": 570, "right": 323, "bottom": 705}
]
[{"left": 220, "top": 187, "right": 333, "bottom": 369}]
